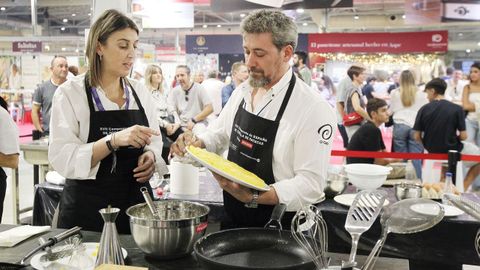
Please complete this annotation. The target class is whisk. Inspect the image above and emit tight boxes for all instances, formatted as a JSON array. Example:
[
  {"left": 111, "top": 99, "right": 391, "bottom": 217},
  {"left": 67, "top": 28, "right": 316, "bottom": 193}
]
[
  {"left": 291, "top": 204, "right": 329, "bottom": 269},
  {"left": 476, "top": 229, "right": 480, "bottom": 259}
]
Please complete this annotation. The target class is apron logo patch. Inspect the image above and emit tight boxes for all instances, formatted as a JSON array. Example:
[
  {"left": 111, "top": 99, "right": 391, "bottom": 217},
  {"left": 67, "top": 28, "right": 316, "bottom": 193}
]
[
  {"left": 240, "top": 139, "right": 253, "bottom": 149},
  {"left": 317, "top": 124, "right": 333, "bottom": 145}
]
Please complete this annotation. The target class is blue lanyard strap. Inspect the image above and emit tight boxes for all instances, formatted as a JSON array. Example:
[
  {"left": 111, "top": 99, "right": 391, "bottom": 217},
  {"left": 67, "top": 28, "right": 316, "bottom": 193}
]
[{"left": 91, "top": 78, "right": 130, "bottom": 111}]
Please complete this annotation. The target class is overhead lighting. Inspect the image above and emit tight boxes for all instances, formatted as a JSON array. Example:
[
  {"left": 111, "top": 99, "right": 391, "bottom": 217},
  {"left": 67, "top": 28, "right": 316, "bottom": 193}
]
[
  {"left": 61, "top": 47, "right": 66, "bottom": 51},
  {"left": 296, "top": 8, "right": 304, "bottom": 13},
  {"left": 61, "top": 27, "right": 66, "bottom": 31},
  {"left": 466, "top": 49, "right": 471, "bottom": 53},
  {"left": 402, "top": 14, "right": 406, "bottom": 19},
  {"left": 72, "top": 13, "right": 76, "bottom": 17},
  {"left": 87, "top": 13, "right": 91, "bottom": 16},
  {"left": 217, "top": 24, "right": 221, "bottom": 28},
  {"left": 458, "top": 32, "right": 463, "bottom": 36},
  {"left": 477, "top": 42, "right": 480, "bottom": 46},
  {"left": 44, "top": 45, "right": 50, "bottom": 51},
  {"left": 202, "top": 24, "right": 207, "bottom": 28},
  {"left": 63, "top": 18, "right": 68, "bottom": 23},
  {"left": 0, "top": 7, "right": 5, "bottom": 11},
  {"left": 75, "top": 48, "right": 79, "bottom": 53},
  {"left": 302, "top": 22, "right": 308, "bottom": 26},
  {"left": 240, "top": 13, "right": 246, "bottom": 18},
  {"left": 354, "top": 15, "right": 359, "bottom": 20}
]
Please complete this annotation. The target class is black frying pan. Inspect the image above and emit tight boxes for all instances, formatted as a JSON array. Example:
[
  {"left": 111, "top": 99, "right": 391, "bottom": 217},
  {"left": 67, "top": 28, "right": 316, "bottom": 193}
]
[{"left": 194, "top": 204, "right": 316, "bottom": 270}]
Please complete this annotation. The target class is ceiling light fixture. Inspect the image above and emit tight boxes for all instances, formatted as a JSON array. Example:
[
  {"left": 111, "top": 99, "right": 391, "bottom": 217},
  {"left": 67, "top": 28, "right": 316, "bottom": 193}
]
[
  {"left": 240, "top": 13, "right": 246, "bottom": 18},
  {"left": 61, "top": 47, "right": 66, "bottom": 51},
  {"left": 302, "top": 22, "right": 308, "bottom": 26},
  {"left": 61, "top": 27, "right": 65, "bottom": 31},
  {"left": 202, "top": 24, "right": 207, "bottom": 28},
  {"left": 217, "top": 24, "right": 221, "bottom": 28},
  {"left": 72, "top": 13, "right": 76, "bottom": 17},
  {"left": 296, "top": 8, "right": 304, "bottom": 13},
  {"left": 477, "top": 42, "right": 480, "bottom": 46},
  {"left": 402, "top": 14, "right": 406, "bottom": 19},
  {"left": 63, "top": 18, "right": 68, "bottom": 23},
  {"left": 458, "top": 32, "right": 463, "bottom": 36},
  {"left": 87, "top": 13, "right": 91, "bottom": 16},
  {"left": 466, "top": 49, "right": 471, "bottom": 53},
  {"left": 0, "top": 7, "right": 5, "bottom": 11},
  {"left": 354, "top": 15, "right": 359, "bottom": 20}
]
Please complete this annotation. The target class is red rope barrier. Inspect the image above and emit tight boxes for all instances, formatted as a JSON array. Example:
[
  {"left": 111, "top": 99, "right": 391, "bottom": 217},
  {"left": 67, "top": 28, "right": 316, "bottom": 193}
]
[{"left": 331, "top": 150, "right": 480, "bottom": 162}]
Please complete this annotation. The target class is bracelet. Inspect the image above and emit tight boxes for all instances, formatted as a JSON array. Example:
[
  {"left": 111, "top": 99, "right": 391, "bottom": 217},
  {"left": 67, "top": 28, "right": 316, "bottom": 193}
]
[
  {"left": 191, "top": 118, "right": 197, "bottom": 124},
  {"left": 112, "top": 133, "right": 118, "bottom": 149},
  {"left": 245, "top": 190, "right": 259, "bottom": 208}
]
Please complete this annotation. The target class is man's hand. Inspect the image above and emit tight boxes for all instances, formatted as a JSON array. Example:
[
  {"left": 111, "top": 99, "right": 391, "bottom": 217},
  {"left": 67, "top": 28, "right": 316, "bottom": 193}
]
[
  {"left": 114, "top": 125, "right": 159, "bottom": 148},
  {"left": 133, "top": 151, "right": 155, "bottom": 182},
  {"left": 170, "top": 131, "right": 204, "bottom": 157},
  {"left": 186, "top": 120, "right": 195, "bottom": 130},
  {"left": 212, "top": 172, "right": 253, "bottom": 203}
]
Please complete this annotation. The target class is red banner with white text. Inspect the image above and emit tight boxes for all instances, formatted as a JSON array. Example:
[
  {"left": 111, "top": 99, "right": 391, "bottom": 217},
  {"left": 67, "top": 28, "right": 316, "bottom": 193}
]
[{"left": 308, "top": 31, "right": 448, "bottom": 53}]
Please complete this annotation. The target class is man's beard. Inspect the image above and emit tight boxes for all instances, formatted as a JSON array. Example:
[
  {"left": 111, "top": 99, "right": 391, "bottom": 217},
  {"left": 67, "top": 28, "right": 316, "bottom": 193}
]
[{"left": 248, "top": 69, "right": 271, "bottom": 88}]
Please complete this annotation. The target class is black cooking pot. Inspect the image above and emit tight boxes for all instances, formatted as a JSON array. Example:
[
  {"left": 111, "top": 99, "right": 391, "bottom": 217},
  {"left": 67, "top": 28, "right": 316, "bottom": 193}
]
[{"left": 194, "top": 204, "right": 316, "bottom": 270}]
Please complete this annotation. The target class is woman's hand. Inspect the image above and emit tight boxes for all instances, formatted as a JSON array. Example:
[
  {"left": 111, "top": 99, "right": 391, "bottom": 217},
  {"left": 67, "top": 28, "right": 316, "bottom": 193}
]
[
  {"left": 170, "top": 130, "right": 204, "bottom": 157},
  {"left": 134, "top": 151, "right": 156, "bottom": 182},
  {"left": 113, "top": 125, "right": 159, "bottom": 148},
  {"left": 212, "top": 172, "right": 252, "bottom": 203}
]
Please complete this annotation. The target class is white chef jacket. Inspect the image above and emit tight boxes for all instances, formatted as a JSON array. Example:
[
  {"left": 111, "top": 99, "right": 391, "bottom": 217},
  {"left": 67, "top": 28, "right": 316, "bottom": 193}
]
[
  {"left": 48, "top": 73, "right": 167, "bottom": 180},
  {"left": 0, "top": 108, "right": 19, "bottom": 155},
  {"left": 197, "top": 68, "right": 336, "bottom": 211}
]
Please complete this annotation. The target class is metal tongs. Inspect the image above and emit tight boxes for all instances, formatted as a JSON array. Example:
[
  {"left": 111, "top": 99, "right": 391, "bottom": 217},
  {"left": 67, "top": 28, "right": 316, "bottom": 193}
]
[
  {"left": 443, "top": 193, "right": 480, "bottom": 221},
  {"left": 17, "top": 226, "right": 82, "bottom": 265}
]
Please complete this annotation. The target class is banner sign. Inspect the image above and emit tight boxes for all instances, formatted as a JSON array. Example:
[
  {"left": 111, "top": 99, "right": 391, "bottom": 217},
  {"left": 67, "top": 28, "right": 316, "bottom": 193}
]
[
  {"left": 186, "top": 35, "right": 243, "bottom": 54},
  {"left": 308, "top": 31, "right": 448, "bottom": 53},
  {"left": 210, "top": 0, "right": 353, "bottom": 12},
  {"left": 13, "top": 41, "right": 42, "bottom": 53}
]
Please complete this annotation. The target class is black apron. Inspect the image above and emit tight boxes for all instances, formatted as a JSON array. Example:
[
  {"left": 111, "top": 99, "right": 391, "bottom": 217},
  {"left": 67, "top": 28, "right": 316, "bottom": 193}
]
[
  {"left": 57, "top": 77, "right": 152, "bottom": 234},
  {"left": 0, "top": 168, "right": 6, "bottom": 221},
  {"left": 222, "top": 73, "right": 296, "bottom": 229}
]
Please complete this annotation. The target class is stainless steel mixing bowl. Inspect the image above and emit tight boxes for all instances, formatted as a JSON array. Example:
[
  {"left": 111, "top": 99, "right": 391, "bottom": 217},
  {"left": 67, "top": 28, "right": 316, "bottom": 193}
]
[
  {"left": 324, "top": 172, "right": 349, "bottom": 198},
  {"left": 126, "top": 200, "right": 209, "bottom": 259},
  {"left": 394, "top": 182, "right": 422, "bottom": 200}
]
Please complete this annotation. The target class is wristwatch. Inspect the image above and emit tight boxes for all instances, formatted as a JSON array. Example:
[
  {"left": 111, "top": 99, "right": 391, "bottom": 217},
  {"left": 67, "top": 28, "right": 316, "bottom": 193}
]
[
  {"left": 105, "top": 134, "right": 116, "bottom": 152},
  {"left": 245, "top": 190, "right": 259, "bottom": 208}
]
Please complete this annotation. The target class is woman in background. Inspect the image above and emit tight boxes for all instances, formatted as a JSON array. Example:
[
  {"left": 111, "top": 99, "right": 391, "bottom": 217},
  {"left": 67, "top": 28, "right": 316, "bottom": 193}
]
[
  {"left": 462, "top": 62, "right": 480, "bottom": 147},
  {"left": 0, "top": 96, "right": 19, "bottom": 221},
  {"left": 390, "top": 70, "right": 427, "bottom": 178},
  {"left": 144, "top": 64, "right": 179, "bottom": 162}
]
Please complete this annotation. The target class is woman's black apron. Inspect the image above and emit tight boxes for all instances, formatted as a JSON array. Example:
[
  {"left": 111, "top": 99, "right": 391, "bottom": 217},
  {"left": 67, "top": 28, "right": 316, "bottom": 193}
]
[
  {"left": 222, "top": 74, "right": 296, "bottom": 229},
  {"left": 57, "top": 77, "right": 152, "bottom": 234}
]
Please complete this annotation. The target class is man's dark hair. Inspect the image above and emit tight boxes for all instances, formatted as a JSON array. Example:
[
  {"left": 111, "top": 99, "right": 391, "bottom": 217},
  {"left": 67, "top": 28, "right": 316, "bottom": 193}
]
[
  {"left": 425, "top": 78, "right": 447, "bottom": 95},
  {"left": 295, "top": 51, "right": 308, "bottom": 65},
  {"left": 347, "top": 65, "right": 365, "bottom": 80},
  {"left": 366, "top": 76, "right": 377, "bottom": 84},
  {"left": 367, "top": 98, "right": 387, "bottom": 118}
]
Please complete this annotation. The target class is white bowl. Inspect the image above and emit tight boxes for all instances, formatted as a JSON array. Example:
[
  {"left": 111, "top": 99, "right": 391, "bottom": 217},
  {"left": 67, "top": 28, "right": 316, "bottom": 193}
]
[{"left": 344, "top": 163, "right": 392, "bottom": 190}]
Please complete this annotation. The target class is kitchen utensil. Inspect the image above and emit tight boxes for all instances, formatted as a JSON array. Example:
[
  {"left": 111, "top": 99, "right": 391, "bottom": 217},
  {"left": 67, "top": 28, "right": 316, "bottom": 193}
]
[
  {"left": 362, "top": 198, "right": 445, "bottom": 270},
  {"left": 394, "top": 182, "right": 422, "bottom": 200},
  {"left": 140, "top": 187, "right": 160, "bottom": 218},
  {"left": 324, "top": 172, "right": 348, "bottom": 198},
  {"left": 344, "top": 164, "right": 391, "bottom": 190},
  {"left": 127, "top": 200, "right": 209, "bottom": 259},
  {"left": 39, "top": 247, "right": 74, "bottom": 263},
  {"left": 17, "top": 226, "right": 82, "bottom": 265},
  {"left": 95, "top": 206, "right": 124, "bottom": 267},
  {"left": 334, "top": 194, "right": 390, "bottom": 207},
  {"left": 291, "top": 204, "right": 329, "bottom": 269},
  {"left": 342, "top": 190, "right": 387, "bottom": 268},
  {"left": 443, "top": 193, "right": 480, "bottom": 221},
  {"left": 475, "top": 229, "right": 480, "bottom": 258},
  {"left": 195, "top": 204, "right": 317, "bottom": 270}
]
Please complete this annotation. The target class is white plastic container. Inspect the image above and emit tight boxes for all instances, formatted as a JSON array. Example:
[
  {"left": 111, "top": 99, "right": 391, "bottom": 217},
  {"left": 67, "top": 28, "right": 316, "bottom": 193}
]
[{"left": 344, "top": 163, "right": 392, "bottom": 190}]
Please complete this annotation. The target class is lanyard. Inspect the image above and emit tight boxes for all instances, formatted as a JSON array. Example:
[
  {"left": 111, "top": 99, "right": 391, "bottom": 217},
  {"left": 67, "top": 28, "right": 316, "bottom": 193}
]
[{"left": 91, "top": 78, "right": 130, "bottom": 111}]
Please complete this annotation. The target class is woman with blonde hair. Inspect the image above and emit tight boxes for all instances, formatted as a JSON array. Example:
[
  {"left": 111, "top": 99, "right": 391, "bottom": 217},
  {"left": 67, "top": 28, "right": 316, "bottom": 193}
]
[
  {"left": 390, "top": 70, "right": 428, "bottom": 178},
  {"left": 49, "top": 9, "right": 167, "bottom": 233},
  {"left": 145, "top": 64, "right": 180, "bottom": 160}
]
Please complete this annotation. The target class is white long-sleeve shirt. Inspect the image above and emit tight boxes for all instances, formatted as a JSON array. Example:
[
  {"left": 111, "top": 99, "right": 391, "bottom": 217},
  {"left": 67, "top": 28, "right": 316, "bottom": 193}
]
[
  {"left": 197, "top": 69, "right": 336, "bottom": 211},
  {"left": 0, "top": 108, "right": 19, "bottom": 155},
  {"left": 48, "top": 73, "right": 167, "bottom": 180}
]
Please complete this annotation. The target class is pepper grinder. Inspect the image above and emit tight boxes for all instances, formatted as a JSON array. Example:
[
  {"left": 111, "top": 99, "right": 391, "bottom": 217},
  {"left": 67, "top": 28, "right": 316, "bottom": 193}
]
[{"left": 95, "top": 206, "right": 125, "bottom": 267}]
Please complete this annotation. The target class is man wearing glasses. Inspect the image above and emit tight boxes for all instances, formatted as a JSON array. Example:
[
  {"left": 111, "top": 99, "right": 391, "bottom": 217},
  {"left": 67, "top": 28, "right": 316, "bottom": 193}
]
[{"left": 167, "top": 65, "right": 213, "bottom": 140}]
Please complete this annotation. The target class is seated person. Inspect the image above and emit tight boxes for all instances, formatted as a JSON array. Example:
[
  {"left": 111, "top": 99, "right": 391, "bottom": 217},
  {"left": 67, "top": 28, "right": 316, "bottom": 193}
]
[
  {"left": 347, "top": 98, "right": 404, "bottom": 178},
  {"left": 413, "top": 78, "right": 480, "bottom": 190}
]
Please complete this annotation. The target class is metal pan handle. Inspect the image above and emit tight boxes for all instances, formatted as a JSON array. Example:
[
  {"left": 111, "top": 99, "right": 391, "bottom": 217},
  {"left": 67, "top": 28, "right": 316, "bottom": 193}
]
[{"left": 264, "top": 203, "right": 287, "bottom": 230}]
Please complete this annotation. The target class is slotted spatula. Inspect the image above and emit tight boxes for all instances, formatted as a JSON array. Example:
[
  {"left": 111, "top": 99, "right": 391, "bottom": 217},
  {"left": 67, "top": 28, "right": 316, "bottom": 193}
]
[{"left": 342, "top": 190, "right": 387, "bottom": 268}]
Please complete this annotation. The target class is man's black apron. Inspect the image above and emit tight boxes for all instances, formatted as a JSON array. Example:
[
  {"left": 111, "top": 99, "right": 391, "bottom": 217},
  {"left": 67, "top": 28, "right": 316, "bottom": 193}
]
[
  {"left": 57, "top": 77, "right": 152, "bottom": 234},
  {"left": 0, "top": 168, "right": 6, "bottom": 221},
  {"left": 223, "top": 74, "right": 296, "bottom": 229}
]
